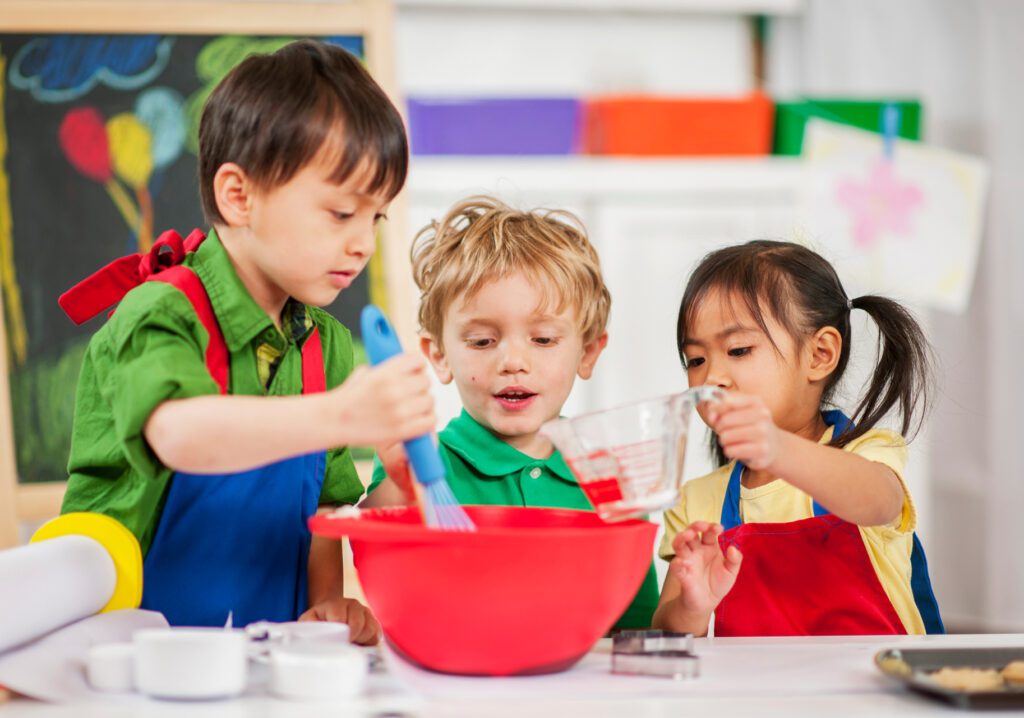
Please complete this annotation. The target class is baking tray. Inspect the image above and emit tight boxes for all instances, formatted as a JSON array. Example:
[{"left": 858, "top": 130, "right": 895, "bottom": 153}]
[{"left": 875, "top": 646, "right": 1024, "bottom": 709}]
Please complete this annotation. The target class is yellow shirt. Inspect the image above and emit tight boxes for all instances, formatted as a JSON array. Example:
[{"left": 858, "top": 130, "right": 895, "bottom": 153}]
[{"left": 659, "top": 426, "right": 925, "bottom": 635}]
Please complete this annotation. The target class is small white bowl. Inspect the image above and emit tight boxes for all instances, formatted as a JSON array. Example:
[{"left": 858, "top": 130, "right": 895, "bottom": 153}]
[
  {"left": 134, "top": 628, "right": 248, "bottom": 700},
  {"left": 86, "top": 642, "right": 135, "bottom": 693},
  {"left": 269, "top": 642, "right": 367, "bottom": 701}
]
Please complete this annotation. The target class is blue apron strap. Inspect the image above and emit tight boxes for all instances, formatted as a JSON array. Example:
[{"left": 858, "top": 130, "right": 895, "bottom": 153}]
[
  {"left": 910, "top": 534, "right": 945, "bottom": 634},
  {"left": 721, "top": 461, "right": 744, "bottom": 530}
]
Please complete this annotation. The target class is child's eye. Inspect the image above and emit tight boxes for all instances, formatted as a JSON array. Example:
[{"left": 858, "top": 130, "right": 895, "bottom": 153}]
[
  {"left": 533, "top": 337, "right": 558, "bottom": 346},
  {"left": 330, "top": 210, "right": 355, "bottom": 221},
  {"left": 467, "top": 338, "right": 493, "bottom": 349},
  {"left": 728, "top": 347, "right": 751, "bottom": 357},
  {"left": 685, "top": 356, "right": 705, "bottom": 368}
]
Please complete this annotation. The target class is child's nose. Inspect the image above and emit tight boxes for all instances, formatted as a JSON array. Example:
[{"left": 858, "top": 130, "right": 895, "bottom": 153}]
[
  {"left": 704, "top": 360, "right": 732, "bottom": 390},
  {"left": 499, "top": 341, "right": 529, "bottom": 374},
  {"left": 346, "top": 222, "right": 376, "bottom": 257}
]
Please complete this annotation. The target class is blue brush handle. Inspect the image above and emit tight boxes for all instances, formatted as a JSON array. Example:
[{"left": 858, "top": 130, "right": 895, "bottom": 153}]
[{"left": 360, "top": 305, "right": 445, "bottom": 487}]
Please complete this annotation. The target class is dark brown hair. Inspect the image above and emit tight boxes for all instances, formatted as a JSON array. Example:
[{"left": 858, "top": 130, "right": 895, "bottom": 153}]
[
  {"left": 677, "top": 240, "right": 933, "bottom": 465},
  {"left": 198, "top": 39, "right": 408, "bottom": 224}
]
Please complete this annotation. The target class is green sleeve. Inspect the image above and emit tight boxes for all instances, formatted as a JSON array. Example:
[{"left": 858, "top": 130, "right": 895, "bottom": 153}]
[
  {"left": 310, "top": 308, "right": 364, "bottom": 505},
  {"left": 612, "top": 562, "right": 660, "bottom": 631},
  {"left": 90, "top": 282, "right": 220, "bottom": 480},
  {"left": 320, "top": 447, "right": 364, "bottom": 505},
  {"left": 365, "top": 456, "right": 388, "bottom": 496}
]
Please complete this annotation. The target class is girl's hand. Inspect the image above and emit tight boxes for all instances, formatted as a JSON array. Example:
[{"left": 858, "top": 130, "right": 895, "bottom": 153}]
[
  {"left": 299, "top": 597, "right": 381, "bottom": 646},
  {"left": 707, "top": 392, "right": 782, "bottom": 471},
  {"left": 668, "top": 522, "right": 742, "bottom": 615}
]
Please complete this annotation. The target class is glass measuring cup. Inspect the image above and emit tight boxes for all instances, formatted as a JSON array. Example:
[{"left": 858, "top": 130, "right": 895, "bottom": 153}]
[{"left": 540, "top": 386, "right": 722, "bottom": 521}]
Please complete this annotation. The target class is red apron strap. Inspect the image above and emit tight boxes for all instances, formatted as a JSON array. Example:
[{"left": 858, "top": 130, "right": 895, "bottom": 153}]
[
  {"left": 301, "top": 327, "right": 326, "bottom": 394},
  {"left": 59, "top": 229, "right": 207, "bottom": 325},
  {"left": 149, "top": 266, "right": 230, "bottom": 395}
]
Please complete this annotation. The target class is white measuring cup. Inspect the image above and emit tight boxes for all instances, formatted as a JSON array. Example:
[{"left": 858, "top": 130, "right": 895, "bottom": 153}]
[{"left": 540, "top": 386, "right": 722, "bottom": 521}]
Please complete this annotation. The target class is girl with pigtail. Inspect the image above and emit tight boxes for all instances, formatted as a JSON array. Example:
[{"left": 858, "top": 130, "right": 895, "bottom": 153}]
[{"left": 653, "top": 240, "right": 943, "bottom": 637}]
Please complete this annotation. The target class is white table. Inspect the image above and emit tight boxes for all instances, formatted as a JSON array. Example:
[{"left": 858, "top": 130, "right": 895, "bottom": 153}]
[{"left": 4, "top": 633, "right": 1023, "bottom": 717}]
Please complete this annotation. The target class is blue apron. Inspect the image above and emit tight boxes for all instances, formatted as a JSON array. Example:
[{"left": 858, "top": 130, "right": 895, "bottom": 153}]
[
  {"left": 138, "top": 263, "right": 327, "bottom": 627},
  {"left": 60, "top": 229, "right": 329, "bottom": 627}
]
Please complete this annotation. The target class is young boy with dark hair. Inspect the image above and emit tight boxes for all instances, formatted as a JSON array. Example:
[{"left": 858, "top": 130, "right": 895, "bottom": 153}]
[{"left": 60, "top": 40, "right": 433, "bottom": 644}]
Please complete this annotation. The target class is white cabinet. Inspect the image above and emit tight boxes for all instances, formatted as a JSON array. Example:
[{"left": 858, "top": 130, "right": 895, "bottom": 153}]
[{"left": 406, "top": 156, "right": 803, "bottom": 426}]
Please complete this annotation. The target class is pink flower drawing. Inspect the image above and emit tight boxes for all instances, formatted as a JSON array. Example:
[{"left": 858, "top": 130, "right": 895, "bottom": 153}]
[{"left": 836, "top": 161, "right": 923, "bottom": 249}]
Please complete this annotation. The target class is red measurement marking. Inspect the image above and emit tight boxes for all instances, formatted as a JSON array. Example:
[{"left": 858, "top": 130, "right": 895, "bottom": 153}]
[{"left": 577, "top": 477, "right": 623, "bottom": 507}]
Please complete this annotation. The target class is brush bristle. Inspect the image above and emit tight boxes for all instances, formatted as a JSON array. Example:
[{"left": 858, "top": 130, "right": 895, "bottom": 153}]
[{"left": 422, "top": 480, "right": 476, "bottom": 532}]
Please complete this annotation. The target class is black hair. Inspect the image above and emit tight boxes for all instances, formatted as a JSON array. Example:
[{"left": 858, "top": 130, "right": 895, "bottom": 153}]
[
  {"left": 198, "top": 39, "right": 408, "bottom": 224},
  {"left": 677, "top": 240, "right": 933, "bottom": 465}
]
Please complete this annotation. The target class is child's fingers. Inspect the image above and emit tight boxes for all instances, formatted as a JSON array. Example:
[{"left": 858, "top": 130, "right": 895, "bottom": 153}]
[
  {"left": 717, "top": 425, "right": 768, "bottom": 450},
  {"left": 349, "top": 608, "right": 381, "bottom": 646},
  {"left": 379, "top": 352, "right": 428, "bottom": 375},
  {"left": 699, "top": 523, "right": 724, "bottom": 545},
  {"left": 713, "top": 405, "right": 771, "bottom": 433},
  {"left": 721, "top": 442, "right": 773, "bottom": 469},
  {"left": 724, "top": 544, "right": 743, "bottom": 574}
]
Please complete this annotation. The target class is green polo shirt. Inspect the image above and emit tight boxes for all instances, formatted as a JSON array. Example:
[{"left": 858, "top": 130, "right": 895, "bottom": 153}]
[
  {"left": 368, "top": 410, "right": 659, "bottom": 630},
  {"left": 63, "top": 229, "right": 364, "bottom": 554}
]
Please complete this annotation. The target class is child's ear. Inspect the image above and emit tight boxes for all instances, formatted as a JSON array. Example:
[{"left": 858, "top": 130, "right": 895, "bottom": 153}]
[
  {"left": 577, "top": 332, "right": 609, "bottom": 380},
  {"left": 420, "top": 334, "right": 453, "bottom": 384},
  {"left": 212, "top": 162, "right": 253, "bottom": 227},
  {"left": 807, "top": 326, "right": 842, "bottom": 382}
]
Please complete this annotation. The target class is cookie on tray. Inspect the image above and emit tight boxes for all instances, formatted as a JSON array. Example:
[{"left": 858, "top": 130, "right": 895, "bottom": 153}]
[
  {"left": 929, "top": 667, "right": 1004, "bottom": 692},
  {"left": 1001, "top": 661, "right": 1024, "bottom": 685}
]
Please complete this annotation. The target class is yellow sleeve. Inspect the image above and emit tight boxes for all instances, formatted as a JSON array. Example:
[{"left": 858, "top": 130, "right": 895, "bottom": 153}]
[
  {"left": 845, "top": 429, "right": 914, "bottom": 533},
  {"left": 659, "top": 493, "right": 689, "bottom": 561}
]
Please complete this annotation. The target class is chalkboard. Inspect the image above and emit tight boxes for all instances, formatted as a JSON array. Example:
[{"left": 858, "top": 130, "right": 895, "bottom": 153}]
[{"left": 0, "top": 2, "right": 406, "bottom": 515}]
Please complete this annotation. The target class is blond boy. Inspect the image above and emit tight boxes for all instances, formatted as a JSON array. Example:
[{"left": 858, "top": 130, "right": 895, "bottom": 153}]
[{"left": 364, "top": 196, "right": 658, "bottom": 629}]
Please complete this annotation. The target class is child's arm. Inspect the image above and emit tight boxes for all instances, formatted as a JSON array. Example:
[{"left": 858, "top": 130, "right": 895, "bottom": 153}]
[
  {"left": 301, "top": 521, "right": 380, "bottom": 645},
  {"left": 144, "top": 355, "right": 433, "bottom": 473},
  {"left": 652, "top": 522, "right": 742, "bottom": 636},
  {"left": 709, "top": 394, "right": 905, "bottom": 527},
  {"left": 359, "top": 443, "right": 416, "bottom": 508}
]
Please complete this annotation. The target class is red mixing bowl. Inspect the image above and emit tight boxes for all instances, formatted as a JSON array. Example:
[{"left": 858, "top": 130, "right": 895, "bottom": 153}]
[{"left": 309, "top": 505, "right": 657, "bottom": 676}]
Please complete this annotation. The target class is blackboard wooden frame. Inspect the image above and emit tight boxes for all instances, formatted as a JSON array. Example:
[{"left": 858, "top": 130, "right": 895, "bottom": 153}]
[{"left": 0, "top": 0, "right": 411, "bottom": 546}]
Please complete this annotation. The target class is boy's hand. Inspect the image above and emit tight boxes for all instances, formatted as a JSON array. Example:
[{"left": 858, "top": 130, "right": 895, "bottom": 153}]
[
  {"left": 668, "top": 521, "right": 742, "bottom": 615},
  {"left": 706, "top": 392, "right": 781, "bottom": 471},
  {"left": 299, "top": 597, "right": 380, "bottom": 646},
  {"left": 376, "top": 442, "right": 417, "bottom": 504},
  {"left": 332, "top": 354, "right": 435, "bottom": 447}
]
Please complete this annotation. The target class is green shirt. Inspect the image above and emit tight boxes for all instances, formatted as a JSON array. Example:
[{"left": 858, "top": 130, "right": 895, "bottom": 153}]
[
  {"left": 368, "top": 410, "right": 659, "bottom": 630},
  {"left": 63, "top": 229, "right": 364, "bottom": 554}
]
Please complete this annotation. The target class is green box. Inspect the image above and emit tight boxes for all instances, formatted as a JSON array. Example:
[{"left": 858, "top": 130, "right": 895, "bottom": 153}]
[{"left": 773, "top": 99, "right": 922, "bottom": 156}]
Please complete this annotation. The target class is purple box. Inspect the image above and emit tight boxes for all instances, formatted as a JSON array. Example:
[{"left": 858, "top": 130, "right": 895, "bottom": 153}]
[{"left": 407, "top": 98, "right": 582, "bottom": 155}]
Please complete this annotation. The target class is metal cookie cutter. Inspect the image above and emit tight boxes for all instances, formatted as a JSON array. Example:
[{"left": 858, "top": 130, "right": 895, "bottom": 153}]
[{"left": 611, "top": 630, "right": 699, "bottom": 680}]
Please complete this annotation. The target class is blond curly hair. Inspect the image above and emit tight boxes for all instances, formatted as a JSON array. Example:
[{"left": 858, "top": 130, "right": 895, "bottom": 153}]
[{"left": 411, "top": 195, "right": 610, "bottom": 346}]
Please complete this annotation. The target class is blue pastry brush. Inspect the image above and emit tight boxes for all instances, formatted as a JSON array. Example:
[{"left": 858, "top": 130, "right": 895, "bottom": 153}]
[{"left": 361, "top": 305, "right": 475, "bottom": 532}]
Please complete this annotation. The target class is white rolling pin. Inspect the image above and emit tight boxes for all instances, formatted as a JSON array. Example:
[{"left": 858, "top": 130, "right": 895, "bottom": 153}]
[{"left": 0, "top": 513, "right": 142, "bottom": 654}]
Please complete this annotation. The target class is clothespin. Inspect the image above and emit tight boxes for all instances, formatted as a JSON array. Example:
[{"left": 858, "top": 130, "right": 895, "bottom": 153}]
[{"left": 882, "top": 102, "right": 901, "bottom": 161}]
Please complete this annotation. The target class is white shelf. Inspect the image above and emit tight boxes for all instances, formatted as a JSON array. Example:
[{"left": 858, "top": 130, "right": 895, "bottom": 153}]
[{"left": 407, "top": 155, "right": 803, "bottom": 203}]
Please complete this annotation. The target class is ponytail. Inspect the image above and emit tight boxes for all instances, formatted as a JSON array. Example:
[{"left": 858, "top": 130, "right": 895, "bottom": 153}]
[{"left": 838, "top": 295, "right": 933, "bottom": 448}]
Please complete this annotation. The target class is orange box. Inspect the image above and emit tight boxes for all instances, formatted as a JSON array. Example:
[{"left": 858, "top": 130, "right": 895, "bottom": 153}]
[{"left": 583, "top": 93, "right": 774, "bottom": 156}]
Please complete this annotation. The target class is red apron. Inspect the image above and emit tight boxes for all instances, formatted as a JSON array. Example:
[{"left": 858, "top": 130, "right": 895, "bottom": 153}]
[{"left": 713, "top": 411, "right": 943, "bottom": 636}]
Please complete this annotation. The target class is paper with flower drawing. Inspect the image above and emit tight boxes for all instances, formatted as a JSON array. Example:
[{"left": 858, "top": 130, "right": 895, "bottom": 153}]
[{"left": 797, "top": 119, "right": 988, "bottom": 314}]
